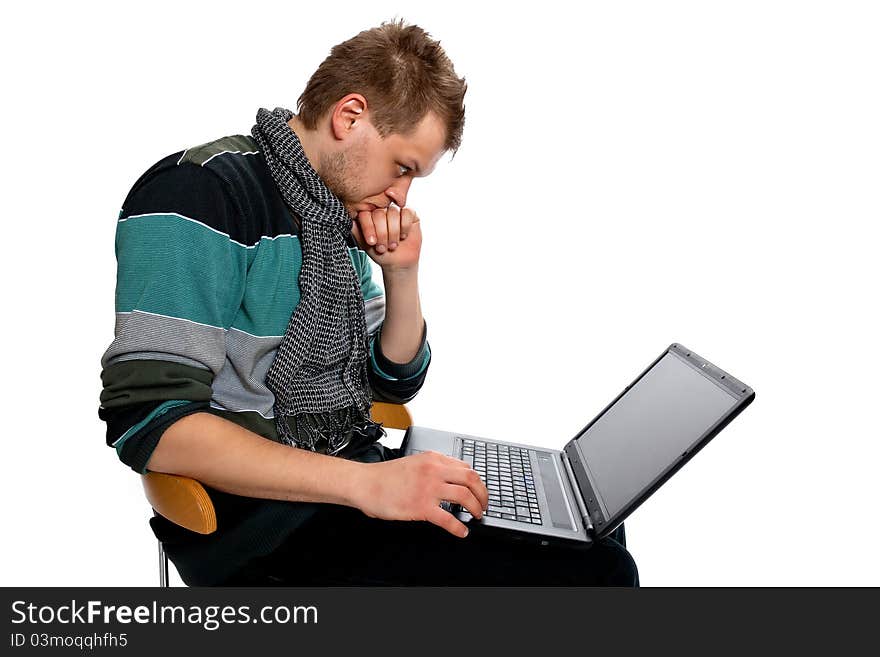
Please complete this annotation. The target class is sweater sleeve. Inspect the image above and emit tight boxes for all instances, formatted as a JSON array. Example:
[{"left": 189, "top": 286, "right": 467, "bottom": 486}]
[
  {"left": 99, "top": 160, "right": 247, "bottom": 473},
  {"left": 350, "top": 247, "right": 432, "bottom": 404}
]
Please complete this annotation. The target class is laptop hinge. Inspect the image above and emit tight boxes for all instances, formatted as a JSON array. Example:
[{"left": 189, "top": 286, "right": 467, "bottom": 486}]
[{"left": 561, "top": 451, "right": 594, "bottom": 533}]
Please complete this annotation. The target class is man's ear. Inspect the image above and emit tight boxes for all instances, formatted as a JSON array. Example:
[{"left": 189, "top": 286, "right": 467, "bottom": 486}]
[{"left": 329, "top": 94, "right": 367, "bottom": 141}]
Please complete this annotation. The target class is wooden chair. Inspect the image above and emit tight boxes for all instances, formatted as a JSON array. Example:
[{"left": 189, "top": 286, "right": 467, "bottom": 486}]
[{"left": 141, "top": 401, "right": 413, "bottom": 586}]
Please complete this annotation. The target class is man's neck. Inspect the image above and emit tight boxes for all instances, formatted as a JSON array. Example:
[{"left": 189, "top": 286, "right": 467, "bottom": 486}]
[
  {"left": 287, "top": 115, "right": 323, "bottom": 174},
  {"left": 285, "top": 114, "right": 355, "bottom": 219}
]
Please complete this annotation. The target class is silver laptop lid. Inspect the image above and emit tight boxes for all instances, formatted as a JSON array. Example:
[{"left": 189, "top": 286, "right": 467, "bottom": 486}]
[{"left": 563, "top": 343, "right": 755, "bottom": 538}]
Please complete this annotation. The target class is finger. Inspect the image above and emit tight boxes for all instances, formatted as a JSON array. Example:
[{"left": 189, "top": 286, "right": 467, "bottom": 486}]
[
  {"left": 351, "top": 221, "right": 367, "bottom": 251},
  {"left": 423, "top": 450, "right": 478, "bottom": 472},
  {"left": 371, "top": 208, "right": 389, "bottom": 253},
  {"left": 399, "top": 208, "right": 417, "bottom": 240},
  {"left": 442, "top": 467, "right": 490, "bottom": 512},
  {"left": 420, "top": 453, "right": 489, "bottom": 515},
  {"left": 434, "top": 451, "right": 477, "bottom": 470},
  {"left": 439, "top": 483, "right": 485, "bottom": 520},
  {"left": 402, "top": 215, "right": 421, "bottom": 242},
  {"left": 386, "top": 204, "right": 400, "bottom": 249},
  {"left": 425, "top": 504, "right": 470, "bottom": 538},
  {"left": 357, "top": 211, "right": 377, "bottom": 247}
]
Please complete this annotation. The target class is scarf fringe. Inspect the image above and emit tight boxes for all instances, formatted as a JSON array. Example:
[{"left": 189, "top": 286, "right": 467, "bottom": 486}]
[{"left": 277, "top": 406, "right": 386, "bottom": 456}]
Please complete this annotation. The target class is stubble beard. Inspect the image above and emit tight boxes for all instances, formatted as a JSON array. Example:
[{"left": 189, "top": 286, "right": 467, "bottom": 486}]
[{"left": 319, "top": 141, "right": 368, "bottom": 216}]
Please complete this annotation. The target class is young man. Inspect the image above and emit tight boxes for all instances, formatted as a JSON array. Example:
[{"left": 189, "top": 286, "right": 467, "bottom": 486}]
[{"left": 100, "top": 20, "right": 638, "bottom": 586}]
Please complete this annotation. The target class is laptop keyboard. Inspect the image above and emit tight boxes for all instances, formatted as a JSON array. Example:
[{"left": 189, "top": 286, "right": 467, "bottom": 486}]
[{"left": 461, "top": 439, "right": 543, "bottom": 524}]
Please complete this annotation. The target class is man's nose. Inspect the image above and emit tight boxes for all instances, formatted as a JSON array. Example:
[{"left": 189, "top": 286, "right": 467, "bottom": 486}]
[{"left": 385, "top": 176, "right": 412, "bottom": 208}]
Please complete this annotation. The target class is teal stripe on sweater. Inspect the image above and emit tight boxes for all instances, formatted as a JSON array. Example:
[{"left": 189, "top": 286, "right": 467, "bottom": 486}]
[
  {"left": 231, "top": 235, "right": 303, "bottom": 336},
  {"left": 115, "top": 214, "right": 246, "bottom": 328},
  {"left": 116, "top": 213, "right": 382, "bottom": 337},
  {"left": 354, "top": 248, "right": 384, "bottom": 302},
  {"left": 231, "top": 245, "right": 383, "bottom": 336}
]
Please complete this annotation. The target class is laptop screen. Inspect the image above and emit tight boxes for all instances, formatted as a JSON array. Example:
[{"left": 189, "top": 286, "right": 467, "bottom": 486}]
[{"left": 574, "top": 351, "right": 740, "bottom": 518}]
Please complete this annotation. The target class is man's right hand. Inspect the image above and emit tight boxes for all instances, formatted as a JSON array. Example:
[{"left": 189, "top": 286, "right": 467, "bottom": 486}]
[{"left": 352, "top": 452, "right": 490, "bottom": 538}]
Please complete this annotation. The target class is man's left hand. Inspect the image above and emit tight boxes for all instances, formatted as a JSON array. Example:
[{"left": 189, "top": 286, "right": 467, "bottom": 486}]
[{"left": 351, "top": 205, "right": 422, "bottom": 271}]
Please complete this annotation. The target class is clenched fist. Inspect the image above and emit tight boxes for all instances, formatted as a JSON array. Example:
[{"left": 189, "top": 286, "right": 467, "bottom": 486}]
[{"left": 351, "top": 204, "right": 422, "bottom": 271}]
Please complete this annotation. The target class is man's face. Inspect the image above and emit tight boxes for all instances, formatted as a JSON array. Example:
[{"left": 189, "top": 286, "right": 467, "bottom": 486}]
[{"left": 319, "top": 111, "right": 448, "bottom": 218}]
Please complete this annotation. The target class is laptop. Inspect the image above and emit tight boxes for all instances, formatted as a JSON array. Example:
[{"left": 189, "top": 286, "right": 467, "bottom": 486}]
[{"left": 400, "top": 343, "right": 755, "bottom": 547}]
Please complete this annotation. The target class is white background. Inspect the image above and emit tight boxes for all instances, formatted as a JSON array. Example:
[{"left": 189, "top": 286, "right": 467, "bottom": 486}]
[{"left": 2, "top": 0, "right": 877, "bottom": 586}]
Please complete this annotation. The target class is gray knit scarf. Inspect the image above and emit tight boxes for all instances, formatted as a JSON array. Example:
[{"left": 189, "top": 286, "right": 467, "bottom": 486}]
[{"left": 251, "top": 107, "right": 384, "bottom": 456}]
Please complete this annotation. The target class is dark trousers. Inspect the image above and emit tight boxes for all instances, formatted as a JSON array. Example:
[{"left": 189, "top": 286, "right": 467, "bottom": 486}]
[{"left": 219, "top": 503, "right": 639, "bottom": 586}]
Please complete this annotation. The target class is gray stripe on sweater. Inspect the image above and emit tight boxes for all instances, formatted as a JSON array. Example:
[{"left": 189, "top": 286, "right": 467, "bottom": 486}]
[
  {"left": 210, "top": 296, "right": 385, "bottom": 418},
  {"left": 101, "top": 311, "right": 227, "bottom": 374},
  {"left": 365, "top": 295, "right": 385, "bottom": 335},
  {"left": 103, "top": 296, "right": 386, "bottom": 419},
  {"left": 210, "top": 329, "right": 282, "bottom": 418}
]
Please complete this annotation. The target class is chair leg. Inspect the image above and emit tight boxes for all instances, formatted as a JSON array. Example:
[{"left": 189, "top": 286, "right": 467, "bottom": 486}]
[{"left": 158, "top": 540, "right": 169, "bottom": 588}]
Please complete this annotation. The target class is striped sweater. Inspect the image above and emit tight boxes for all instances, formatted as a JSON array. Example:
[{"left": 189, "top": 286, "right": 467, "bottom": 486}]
[{"left": 99, "top": 135, "right": 431, "bottom": 584}]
